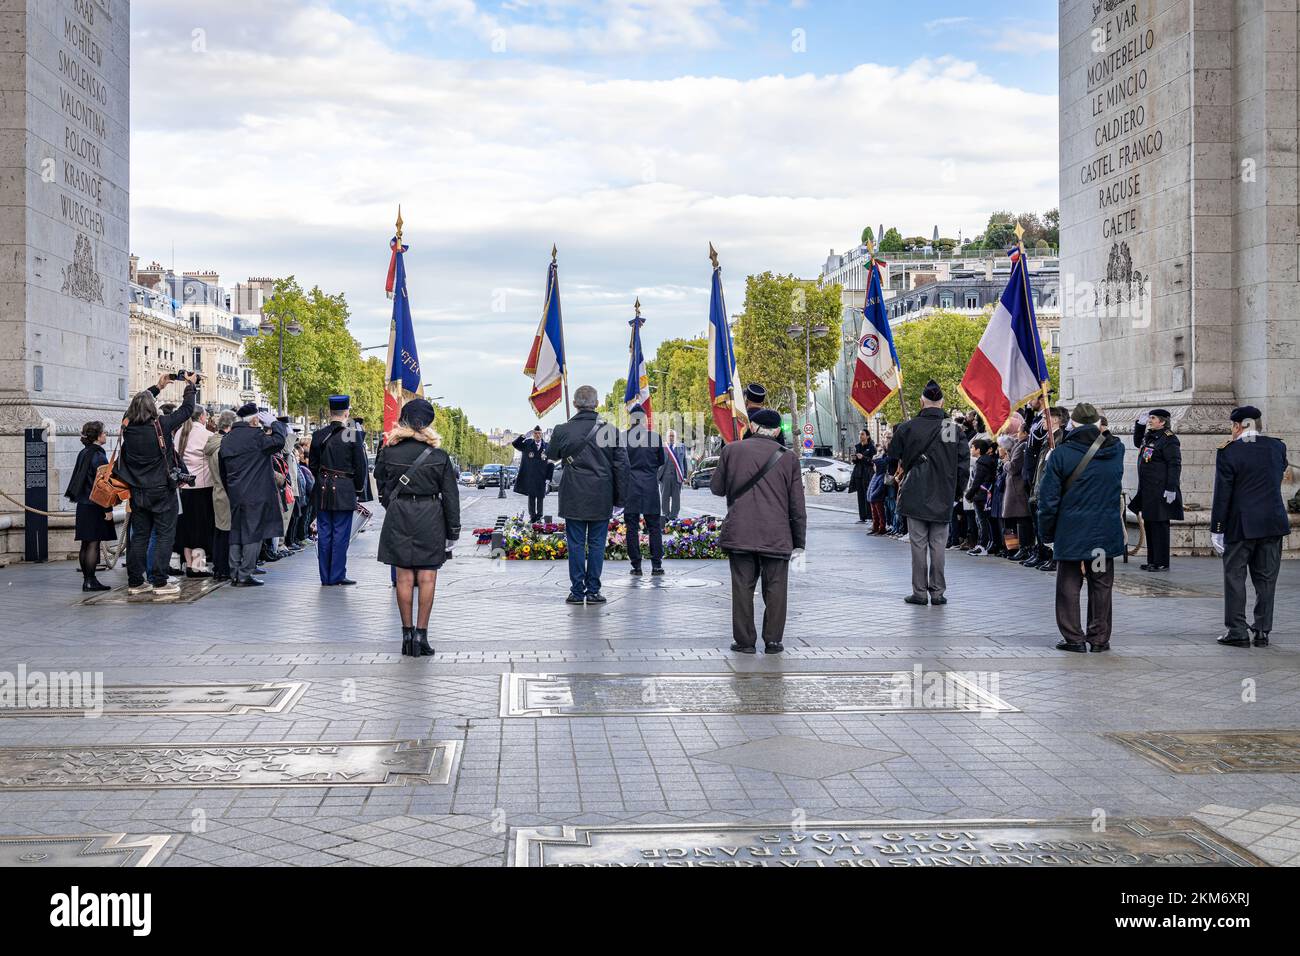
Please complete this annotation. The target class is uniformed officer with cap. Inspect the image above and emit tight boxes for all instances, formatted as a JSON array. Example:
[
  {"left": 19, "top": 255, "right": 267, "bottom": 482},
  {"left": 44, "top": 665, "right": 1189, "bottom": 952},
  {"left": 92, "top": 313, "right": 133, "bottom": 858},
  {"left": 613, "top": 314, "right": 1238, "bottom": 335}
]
[
  {"left": 1130, "top": 407, "right": 1183, "bottom": 571},
  {"left": 308, "top": 394, "right": 369, "bottom": 586},
  {"left": 1211, "top": 405, "right": 1291, "bottom": 647},
  {"left": 742, "top": 383, "right": 767, "bottom": 439}
]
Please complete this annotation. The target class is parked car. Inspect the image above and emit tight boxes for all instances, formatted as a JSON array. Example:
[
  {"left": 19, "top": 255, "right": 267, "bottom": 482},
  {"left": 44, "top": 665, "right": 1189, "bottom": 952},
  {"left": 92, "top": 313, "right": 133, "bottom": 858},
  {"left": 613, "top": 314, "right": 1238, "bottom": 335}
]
[
  {"left": 476, "top": 464, "right": 510, "bottom": 489},
  {"left": 459, "top": 470, "right": 474, "bottom": 485},
  {"left": 688, "top": 456, "right": 720, "bottom": 490},
  {"left": 801, "top": 456, "right": 853, "bottom": 492}
]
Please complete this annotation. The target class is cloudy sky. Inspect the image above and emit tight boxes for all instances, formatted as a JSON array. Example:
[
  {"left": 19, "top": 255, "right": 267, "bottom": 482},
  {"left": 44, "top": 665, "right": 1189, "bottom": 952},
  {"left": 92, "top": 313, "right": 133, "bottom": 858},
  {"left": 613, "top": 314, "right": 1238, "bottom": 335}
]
[{"left": 130, "top": 0, "right": 1059, "bottom": 429}]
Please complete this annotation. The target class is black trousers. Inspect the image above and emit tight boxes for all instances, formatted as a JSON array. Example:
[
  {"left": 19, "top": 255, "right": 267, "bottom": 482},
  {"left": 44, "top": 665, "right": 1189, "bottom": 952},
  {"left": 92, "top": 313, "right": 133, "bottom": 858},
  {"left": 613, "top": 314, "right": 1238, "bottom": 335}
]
[
  {"left": 126, "top": 491, "right": 177, "bottom": 587},
  {"left": 212, "top": 528, "right": 230, "bottom": 576},
  {"left": 1146, "top": 519, "right": 1170, "bottom": 566},
  {"left": 728, "top": 551, "right": 789, "bottom": 649},
  {"left": 1055, "top": 557, "right": 1114, "bottom": 646},
  {"left": 527, "top": 493, "right": 545, "bottom": 521},
  {"left": 855, "top": 485, "right": 868, "bottom": 521},
  {"left": 625, "top": 512, "right": 663, "bottom": 569},
  {"left": 1223, "top": 536, "right": 1282, "bottom": 638}
]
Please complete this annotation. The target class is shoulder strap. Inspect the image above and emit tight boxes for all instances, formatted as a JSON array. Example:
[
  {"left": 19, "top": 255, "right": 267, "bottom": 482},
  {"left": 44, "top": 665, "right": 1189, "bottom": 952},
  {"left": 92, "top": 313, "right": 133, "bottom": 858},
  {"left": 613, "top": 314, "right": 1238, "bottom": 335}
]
[
  {"left": 904, "top": 421, "right": 945, "bottom": 471},
  {"left": 397, "top": 446, "right": 437, "bottom": 487},
  {"left": 1060, "top": 432, "right": 1107, "bottom": 499},
  {"left": 564, "top": 421, "right": 603, "bottom": 468},
  {"left": 727, "top": 449, "right": 786, "bottom": 507}
]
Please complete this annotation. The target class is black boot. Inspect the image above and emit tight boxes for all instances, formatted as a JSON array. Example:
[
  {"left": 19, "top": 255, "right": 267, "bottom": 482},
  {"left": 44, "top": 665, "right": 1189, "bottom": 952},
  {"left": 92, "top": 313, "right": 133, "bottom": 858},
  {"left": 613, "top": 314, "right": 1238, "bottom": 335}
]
[
  {"left": 401, "top": 626, "right": 415, "bottom": 656},
  {"left": 414, "top": 627, "right": 435, "bottom": 657},
  {"left": 81, "top": 576, "right": 111, "bottom": 592}
]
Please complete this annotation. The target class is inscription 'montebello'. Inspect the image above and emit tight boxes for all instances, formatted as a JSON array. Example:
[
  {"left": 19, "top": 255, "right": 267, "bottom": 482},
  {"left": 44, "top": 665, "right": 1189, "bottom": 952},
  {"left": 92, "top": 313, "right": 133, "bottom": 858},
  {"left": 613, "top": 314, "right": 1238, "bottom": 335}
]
[
  {"left": 0, "top": 739, "right": 459, "bottom": 790},
  {"left": 513, "top": 818, "right": 1265, "bottom": 867},
  {"left": 501, "top": 672, "right": 1017, "bottom": 718},
  {"left": 1109, "top": 730, "right": 1300, "bottom": 773}
]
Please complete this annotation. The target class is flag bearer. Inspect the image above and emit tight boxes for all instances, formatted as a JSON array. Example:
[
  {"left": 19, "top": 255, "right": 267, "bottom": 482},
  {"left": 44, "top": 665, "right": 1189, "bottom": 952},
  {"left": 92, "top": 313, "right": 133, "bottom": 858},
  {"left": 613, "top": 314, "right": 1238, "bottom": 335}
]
[{"left": 309, "top": 394, "right": 369, "bottom": 586}]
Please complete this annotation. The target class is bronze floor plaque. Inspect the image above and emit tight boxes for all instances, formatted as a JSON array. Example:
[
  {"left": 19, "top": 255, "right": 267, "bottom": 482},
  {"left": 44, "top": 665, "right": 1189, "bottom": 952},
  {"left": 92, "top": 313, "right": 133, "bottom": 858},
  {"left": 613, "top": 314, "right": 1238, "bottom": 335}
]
[
  {"left": 79, "top": 576, "right": 228, "bottom": 606},
  {"left": 0, "top": 681, "right": 308, "bottom": 718},
  {"left": 0, "top": 739, "right": 459, "bottom": 790},
  {"left": 1108, "top": 730, "right": 1300, "bottom": 773},
  {"left": 501, "top": 671, "right": 1017, "bottom": 717},
  {"left": 0, "top": 833, "right": 176, "bottom": 867},
  {"left": 1111, "top": 576, "right": 1219, "bottom": 598},
  {"left": 512, "top": 818, "right": 1266, "bottom": 867}
]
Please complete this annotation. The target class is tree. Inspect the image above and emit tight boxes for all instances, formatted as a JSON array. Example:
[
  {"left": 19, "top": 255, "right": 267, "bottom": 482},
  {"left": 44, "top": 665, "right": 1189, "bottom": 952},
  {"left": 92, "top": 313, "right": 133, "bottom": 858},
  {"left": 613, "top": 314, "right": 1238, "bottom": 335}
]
[
  {"left": 861, "top": 225, "right": 874, "bottom": 246},
  {"left": 903, "top": 236, "right": 929, "bottom": 251},
  {"left": 878, "top": 228, "right": 905, "bottom": 253},
  {"left": 935, "top": 237, "right": 958, "bottom": 252},
  {"left": 733, "top": 273, "right": 843, "bottom": 414},
  {"left": 1043, "top": 208, "right": 1060, "bottom": 248}
]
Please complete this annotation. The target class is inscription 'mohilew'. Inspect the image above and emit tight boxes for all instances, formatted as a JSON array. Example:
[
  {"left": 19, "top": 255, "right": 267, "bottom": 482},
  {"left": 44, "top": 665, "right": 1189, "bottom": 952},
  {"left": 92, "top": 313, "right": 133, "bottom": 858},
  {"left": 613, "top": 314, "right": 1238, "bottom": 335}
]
[
  {"left": 0, "top": 739, "right": 459, "bottom": 790},
  {"left": 514, "top": 818, "right": 1264, "bottom": 867},
  {"left": 1109, "top": 730, "right": 1300, "bottom": 773}
]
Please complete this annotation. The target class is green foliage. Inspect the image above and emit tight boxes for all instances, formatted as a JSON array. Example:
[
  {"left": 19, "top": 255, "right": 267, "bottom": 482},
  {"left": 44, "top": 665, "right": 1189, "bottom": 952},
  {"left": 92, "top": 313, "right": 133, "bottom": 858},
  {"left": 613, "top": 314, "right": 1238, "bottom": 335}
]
[
  {"left": 877, "top": 227, "right": 905, "bottom": 253},
  {"left": 861, "top": 225, "right": 874, "bottom": 246},
  {"left": 733, "top": 273, "right": 843, "bottom": 414},
  {"left": 432, "top": 403, "right": 512, "bottom": 469}
]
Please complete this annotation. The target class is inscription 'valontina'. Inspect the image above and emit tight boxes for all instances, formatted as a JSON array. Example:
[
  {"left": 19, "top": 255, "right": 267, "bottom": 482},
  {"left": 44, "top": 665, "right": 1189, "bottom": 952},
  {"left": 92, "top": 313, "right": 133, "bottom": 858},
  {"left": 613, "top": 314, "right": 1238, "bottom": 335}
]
[
  {"left": 513, "top": 818, "right": 1264, "bottom": 867},
  {"left": 0, "top": 739, "right": 459, "bottom": 790}
]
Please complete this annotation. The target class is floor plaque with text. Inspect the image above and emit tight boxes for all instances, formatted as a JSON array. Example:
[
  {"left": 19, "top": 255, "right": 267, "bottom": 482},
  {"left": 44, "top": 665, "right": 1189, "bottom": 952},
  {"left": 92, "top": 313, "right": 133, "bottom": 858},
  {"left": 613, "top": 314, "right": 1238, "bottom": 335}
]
[
  {"left": 1108, "top": 730, "right": 1300, "bottom": 773},
  {"left": 512, "top": 819, "right": 1265, "bottom": 867},
  {"left": 0, "top": 681, "right": 308, "bottom": 718},
  {"left": 79, "top": 576, "right": 229, "bottom": 606},
  {"left": 501, "top": 671, "right": 1017, "bottom": 717},
  {"left": 0, "top": 739, "right": 459, "bottom": 790},
  {"left": 0, "top": 833, "right": 177, "bottom": 867}
]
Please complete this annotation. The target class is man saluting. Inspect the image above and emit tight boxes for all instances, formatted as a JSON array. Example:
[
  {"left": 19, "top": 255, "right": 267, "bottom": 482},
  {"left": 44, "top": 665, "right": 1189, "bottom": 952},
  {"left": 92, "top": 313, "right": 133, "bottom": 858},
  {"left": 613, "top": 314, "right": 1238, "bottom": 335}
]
[
  {"left": 1212, "top": 406, "right": 1291, "bottom": 648},
  {"left": 309, "top": 394, "right": 369, "bottom": 586}
]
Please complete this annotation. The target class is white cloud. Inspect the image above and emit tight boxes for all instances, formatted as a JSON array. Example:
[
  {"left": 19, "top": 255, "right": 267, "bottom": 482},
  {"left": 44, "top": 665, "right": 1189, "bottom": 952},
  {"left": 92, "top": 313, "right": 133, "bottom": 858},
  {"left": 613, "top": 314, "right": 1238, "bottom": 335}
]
[{"left": 130, "top": 1, "right": 1058, "bottom": 426}]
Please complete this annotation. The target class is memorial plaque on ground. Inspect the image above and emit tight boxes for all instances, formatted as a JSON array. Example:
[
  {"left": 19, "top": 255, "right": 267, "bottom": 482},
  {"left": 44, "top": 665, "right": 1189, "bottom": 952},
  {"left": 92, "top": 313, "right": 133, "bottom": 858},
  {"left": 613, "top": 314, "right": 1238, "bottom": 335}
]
[
  {"left": 0, "top": 833, "right": 176, "bottom": 867},
  {"left": 79, "top": 576, "right": 228, "bottom": 605},
  {"left": 500, "top": 671, "right": 1017, "bottom": 717},
  {"left": 1110, "top": 576, "right": 1219, "bottom": 599},
  {"left": 1108, "top": 730, "right": 1300, "bottom": 773},
  {"left": 0, "top": 681, "right": 308, "bottom": 718},
  {"left": 0, "top": 739, "right": 459, "bottom": 790},
  {"left": 513, "top": 818, "right": 1265, "bottom": 867}
]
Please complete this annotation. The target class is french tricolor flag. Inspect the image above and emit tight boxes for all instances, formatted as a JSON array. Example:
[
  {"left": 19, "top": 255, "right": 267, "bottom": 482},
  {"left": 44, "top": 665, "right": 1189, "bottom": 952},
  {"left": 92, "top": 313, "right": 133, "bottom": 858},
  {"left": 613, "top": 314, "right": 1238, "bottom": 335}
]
[
  {"left": 850, "top": 255, "right": 901, "bottom": 418},
  {"left": 959, "top": 249, "right": 1050, "bottom": 435},
  {"left": 524, "top": 249, "right": 567, "bottom": 417}
]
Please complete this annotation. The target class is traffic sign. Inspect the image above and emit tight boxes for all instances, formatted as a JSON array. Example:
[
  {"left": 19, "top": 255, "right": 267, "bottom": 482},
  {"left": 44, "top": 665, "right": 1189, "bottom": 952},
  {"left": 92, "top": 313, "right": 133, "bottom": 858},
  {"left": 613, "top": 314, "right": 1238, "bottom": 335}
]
[
  {"left": 802, "top": 437, "right": 814, "bottom": 455},
  {"left": 803, "top": 423, "right": 814, "bottom": 435}
]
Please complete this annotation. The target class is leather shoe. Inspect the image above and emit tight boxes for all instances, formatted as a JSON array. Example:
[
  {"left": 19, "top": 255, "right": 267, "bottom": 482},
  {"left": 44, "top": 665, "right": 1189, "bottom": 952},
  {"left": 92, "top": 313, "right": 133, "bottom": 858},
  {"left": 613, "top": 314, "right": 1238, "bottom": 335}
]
[
  {"left": 565, "top": 594, "right": 585, "bottom": 605},
  {"left": 1039, "top": 560, "right": 1057, "bottom": 572},
  {"left": 730, "top": 642, "right": 756, "bottom": 654},
  {"left": 903, "top": 594, "right": 928, "bottom": 606},
  {"left": 763, "top": 642, "right": 784, "bottom": 654},
  {"left": 651, "top": 567, "right": 665, "bottom": 576},
  {"left": 629, "top": 567, "right": 643, "bottom": 576},
  {"left": 1088, "top": 642, "right": 1110, "bottom": 652},
  {"left": 1251, "top": 628, "right": 1270, "bottom": 647},
  {"left": 1217, "top": 632, "right": 1251, "bottom": 648},
  {"left": 586, "top": 593, "right": 607, "bottom": 604},
  {"left": 337, "top": 579, "right": 357, "bottom": 586},
  {"left": 400, "top": 626, "right": 415, "bottom": 656},
  {"left": 231, "top": 578, "right": 264, "bottom": 588},
  {"left": 930, "top": 595, "right": 948, "bottom": 605},
  {"left": 1055, "top": 640, "right": 1087, "bottom": 653},
  {"left": 1143, "top": 564, "right": 1168, "bottom": 572}
]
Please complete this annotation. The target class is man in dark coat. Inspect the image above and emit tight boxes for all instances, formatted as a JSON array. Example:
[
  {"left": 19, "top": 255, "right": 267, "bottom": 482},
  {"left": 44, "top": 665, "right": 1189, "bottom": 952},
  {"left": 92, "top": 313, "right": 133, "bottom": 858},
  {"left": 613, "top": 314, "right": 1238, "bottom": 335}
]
[
  {"left": 887, "top": 381, "right": 968, "bottom": 605},
  {"left": 623, "top": 406, "right": 666, "bottom": 575},
  {"left": 1130, "top": 408, "right": 1183, "bottom": 571},
  {"left": 219, "top": 406, "right": 289, "bottom": 587},
  {"left": 546, "top": 385, "right": 629, "bottom": 605},
  {"left": 1025, "top": 403, "right": 1067, "bottom": 570},
  {"left": 1212, "top": 406, "right": 1291, "bottom": 647},
  {"left": 849, "top": 428, "right": 876, "bottom": 523},
  {"left": 511, "top": 425, "right": 552, "bottom": 522},
  {"left": 710, "top": 408, "right": 806, "bottom": 654},
  {"left": 308, "top": 395, "right": 369, "bottom": 586},
  {"left": 659, "top": 428, "right": 688, "bottom": 520},
  {"left": 1037, "top": 403, "right": 1125, "bottom": 652},
  {"left": 114, "top": 373, "right": 198, "bottom": 595}
]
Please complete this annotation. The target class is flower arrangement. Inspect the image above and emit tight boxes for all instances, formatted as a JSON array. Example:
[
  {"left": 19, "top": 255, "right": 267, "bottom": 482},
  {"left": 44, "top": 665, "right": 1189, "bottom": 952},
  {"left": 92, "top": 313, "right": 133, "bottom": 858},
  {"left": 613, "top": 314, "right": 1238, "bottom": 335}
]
[{"left": 482, "top": 515, "right": 724, "bottom": 560}]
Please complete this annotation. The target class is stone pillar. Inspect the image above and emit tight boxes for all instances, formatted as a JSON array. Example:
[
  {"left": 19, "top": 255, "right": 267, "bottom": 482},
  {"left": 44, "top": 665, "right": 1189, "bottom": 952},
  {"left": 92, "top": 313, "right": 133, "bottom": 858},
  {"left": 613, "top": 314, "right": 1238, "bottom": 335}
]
[
  {"left": 1059, "top": 0, "right": 1300, "bottom": 554},
  {"left": 0, "top": 0, "right": 129, "bottom": 559}
]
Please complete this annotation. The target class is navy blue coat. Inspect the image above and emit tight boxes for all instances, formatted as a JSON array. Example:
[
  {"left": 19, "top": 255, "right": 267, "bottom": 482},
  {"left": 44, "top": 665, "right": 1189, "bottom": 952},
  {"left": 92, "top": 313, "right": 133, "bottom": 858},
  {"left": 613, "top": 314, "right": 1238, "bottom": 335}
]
[
  {"left": 623, "top": 422, "right": 665, "bottom": 515},
  {"left": 1130, "top": 422, "right": 1184, "bottom": 520},
  {"left": 219, "top": 420, "right": 289, "bottom": 545},
  {"left": 1036, "top": 426, "right": 1126, "bottom": 562},
  {"left": 511, "top": 434, "right": 552, "bottom": 497},
  {"left": 1211, "top": 434, "right": 1291, "bottom": 542}
]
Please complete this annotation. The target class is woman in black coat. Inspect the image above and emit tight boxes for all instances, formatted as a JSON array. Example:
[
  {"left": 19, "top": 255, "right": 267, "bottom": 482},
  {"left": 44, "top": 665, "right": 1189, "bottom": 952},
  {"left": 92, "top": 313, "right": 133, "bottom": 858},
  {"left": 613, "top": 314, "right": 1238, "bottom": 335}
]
[
  {"left": 64, "top": 420, "right": 116, "bottom": 591},
  {"left": 511, "top": 426, "right": 552, "bottom": 522},
  {"left": 1129, "top": 409, "right": 1183, "bottom": 571},
  {"left": 848, "top": 428, "right": 876, "bottom": 523},
  {"left": 374, "top": 399, "right": 461, "bottom": 657}
]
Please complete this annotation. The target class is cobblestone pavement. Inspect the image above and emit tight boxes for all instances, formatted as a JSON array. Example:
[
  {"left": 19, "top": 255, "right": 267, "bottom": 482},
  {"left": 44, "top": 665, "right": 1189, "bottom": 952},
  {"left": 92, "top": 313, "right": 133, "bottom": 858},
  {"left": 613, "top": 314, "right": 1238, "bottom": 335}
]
[{"left": 1, "top": 488, "right": 1298, "bottom": 866}]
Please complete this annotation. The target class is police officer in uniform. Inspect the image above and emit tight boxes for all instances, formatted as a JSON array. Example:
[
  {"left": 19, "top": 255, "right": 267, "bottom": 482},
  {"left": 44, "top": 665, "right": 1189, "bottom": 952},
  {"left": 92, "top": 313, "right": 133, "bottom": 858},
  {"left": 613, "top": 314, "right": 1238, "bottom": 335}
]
[
  {"left": 1129, "top": 408, "right": 1183, "bottom": 571},
  {"left": 743, "top": 382, "right": 767, "bottom": 417},
  {"left": 308, "top": 394, "right": 368, "bottom": 586},
  {"left": 1212, "top": 406, "right": 1291, "bottom": 647},
  {"left": 511, "top": 425, "right": 552, "bottom": 522}
]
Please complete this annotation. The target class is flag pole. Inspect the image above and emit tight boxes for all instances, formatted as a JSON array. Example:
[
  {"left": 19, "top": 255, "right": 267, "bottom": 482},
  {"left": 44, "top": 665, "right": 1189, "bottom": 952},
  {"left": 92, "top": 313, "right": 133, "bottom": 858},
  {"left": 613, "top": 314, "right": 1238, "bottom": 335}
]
[
  {"left": 868, "top": 239, "right": 909, "bottom": 422},
  {"left": 712, "top": 242, "right": 739, "bottom": 442},
  {"left": 553, "top": 243, "right": 571, "bottom": 418},
  {"left": 1015, "top": 223, "right": 1054, "bottom": 449}
]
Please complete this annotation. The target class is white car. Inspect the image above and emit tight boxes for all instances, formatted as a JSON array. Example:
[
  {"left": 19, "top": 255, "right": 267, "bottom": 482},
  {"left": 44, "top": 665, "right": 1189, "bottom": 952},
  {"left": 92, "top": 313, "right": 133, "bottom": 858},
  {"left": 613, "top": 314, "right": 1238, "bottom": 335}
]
[{"left": 801, "top": 456, "right": 853, "bottom": 492}]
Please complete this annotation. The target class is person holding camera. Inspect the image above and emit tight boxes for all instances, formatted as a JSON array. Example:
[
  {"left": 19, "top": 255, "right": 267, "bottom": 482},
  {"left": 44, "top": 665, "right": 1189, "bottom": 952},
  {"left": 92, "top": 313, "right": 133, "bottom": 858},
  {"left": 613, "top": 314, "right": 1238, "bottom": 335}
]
[
  {"left": 219, "top": 404, "right": 290, "bottom": 587},
  {"left": 113, "top": 372, "right": 198, "bottom": 596}
]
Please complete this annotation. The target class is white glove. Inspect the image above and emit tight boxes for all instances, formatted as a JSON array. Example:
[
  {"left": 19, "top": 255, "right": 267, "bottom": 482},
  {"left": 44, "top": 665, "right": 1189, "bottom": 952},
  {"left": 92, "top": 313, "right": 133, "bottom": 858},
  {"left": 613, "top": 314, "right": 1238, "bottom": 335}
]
[
  {"left": 1211, "top": 533, "right": 1225, "bottom": 555},
  {"left": 1163, "top": 490, "right": 1176, "bottom": 504},
  {"left": 790, "top": 548, "right": 805, "bottom": 562},
  {"left": 1137, "top": 412, "right": 1150, "bottom": 426},
  {"left": 445, "top": 539, "right": 456, "bottom": 551}
]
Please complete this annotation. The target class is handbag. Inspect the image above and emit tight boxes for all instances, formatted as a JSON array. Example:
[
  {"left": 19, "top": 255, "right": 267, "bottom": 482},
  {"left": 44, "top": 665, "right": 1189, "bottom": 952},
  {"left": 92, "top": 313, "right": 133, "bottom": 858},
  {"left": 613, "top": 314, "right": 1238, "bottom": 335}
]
[{"left": 90, "top": 443, "right": 130, "bottom": 509}]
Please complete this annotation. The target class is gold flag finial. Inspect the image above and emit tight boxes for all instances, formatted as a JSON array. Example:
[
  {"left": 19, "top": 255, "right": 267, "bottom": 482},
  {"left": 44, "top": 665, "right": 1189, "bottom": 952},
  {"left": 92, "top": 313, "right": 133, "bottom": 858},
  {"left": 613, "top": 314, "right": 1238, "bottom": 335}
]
[
  {"left": 551, "top": 243, "right": 558, "bottom": 263},
  {"left": 866, "top": 238, "right": 875, "bottom": 258},
  {"left": 634, "top": 296, "right": 641, "bottom": 318},
  {"left": 1014, "top": 222, "right": 1025, "bottom": 242},
  {"left": 395, "top": 205, "right": 404, "bottom": 244},
  {"left": 708, "top": 242, "right": 719, "bottom": 269}
]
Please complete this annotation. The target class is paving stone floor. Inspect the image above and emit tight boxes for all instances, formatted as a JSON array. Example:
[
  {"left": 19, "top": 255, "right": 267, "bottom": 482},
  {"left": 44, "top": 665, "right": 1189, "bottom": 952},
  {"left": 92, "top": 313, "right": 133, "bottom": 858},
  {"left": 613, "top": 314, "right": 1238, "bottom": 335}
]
[{"left": 1, "top": 488, "right": 1298, "bottom": 866}]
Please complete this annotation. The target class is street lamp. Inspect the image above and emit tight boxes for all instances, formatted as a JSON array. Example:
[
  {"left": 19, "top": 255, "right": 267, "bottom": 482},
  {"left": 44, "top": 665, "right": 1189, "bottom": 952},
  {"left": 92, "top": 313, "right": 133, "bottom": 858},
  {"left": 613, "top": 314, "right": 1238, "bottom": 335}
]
[
  {"left": 787, "top": 314, "right": 828, "bottom": 452},
  {"left": 259, "top": 314, "right": 302, "bottom": 414}
]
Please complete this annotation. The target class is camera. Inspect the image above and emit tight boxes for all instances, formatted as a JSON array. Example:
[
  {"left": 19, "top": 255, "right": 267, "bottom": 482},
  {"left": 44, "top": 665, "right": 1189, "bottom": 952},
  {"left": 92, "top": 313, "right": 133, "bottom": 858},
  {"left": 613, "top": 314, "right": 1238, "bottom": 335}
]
[
  {"left": 171, "top": 370, "right": 202, "bottom": 383},
  {"left": 170, "top": 466, "right": 197, "bottom": 487}
]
